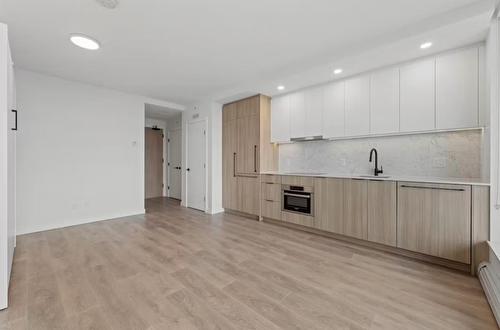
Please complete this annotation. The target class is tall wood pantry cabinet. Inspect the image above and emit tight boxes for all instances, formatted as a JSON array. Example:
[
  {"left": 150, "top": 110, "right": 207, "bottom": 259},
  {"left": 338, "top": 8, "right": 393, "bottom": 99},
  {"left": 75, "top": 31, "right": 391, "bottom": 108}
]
[{"left": 222, "top": 95, "right": 278, "bottom": 216}]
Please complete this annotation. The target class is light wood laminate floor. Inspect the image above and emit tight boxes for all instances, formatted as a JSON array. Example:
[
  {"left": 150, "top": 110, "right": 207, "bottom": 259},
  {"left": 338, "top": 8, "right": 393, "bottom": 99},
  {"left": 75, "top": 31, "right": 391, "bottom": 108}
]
[{"left": 0, "top": 197, "right": 496, "bottom": 329}]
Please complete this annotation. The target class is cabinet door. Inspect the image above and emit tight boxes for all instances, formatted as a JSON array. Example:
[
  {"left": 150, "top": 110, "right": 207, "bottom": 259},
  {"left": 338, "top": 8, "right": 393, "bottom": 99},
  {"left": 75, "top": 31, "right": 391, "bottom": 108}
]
[
  {"left": 289, "top": 91, "right": 306, "bottom": 138},
  {"left": 236, "top": 114, "right": 260, "bottom": 175},
  {"left": 397, "top": 183, "right": 438, "bottom": 256},
  {"left": 271, "top": 95, "right": 290, "bottom": 143},
  {"left": 314, "top": 178, "right": 344, "bottom": 234},
  {"left": 397, "top": 182, "right": 471, "bottom": 263},
  {"left": 239, "top": 176, "right": 260, "bottom": 216},
  {"left": 345, "top": 75, "right": 370, "bottom": 136},
  {"left": 223, "top": 102, "right": 237, "bottom": 123},
  {"left": 343, "top": 179, "right": 368, "bottom": 240},
  {"left": 370, "top": 68, "right": 399, "bottom": 134},
  {"left": 222, "top": 118, "right": 239, "bottom": 210},
  {"left": 367, "top": 181, "right": 396, "bottom": 246},
  {"left": 400, "top": 59, "right": 435, "bottom": 132},
  {"left": 323, "top": 82, "right": 345, "bottom": 138},
  {"left": 304, "top": 86, "right": 323, "bottom": 137},
  {"left": 436, "top": 47, "right": 478, "bottom": 129},
  {"left": 436, "top": 185, "right": 471, "bottom": 263}
]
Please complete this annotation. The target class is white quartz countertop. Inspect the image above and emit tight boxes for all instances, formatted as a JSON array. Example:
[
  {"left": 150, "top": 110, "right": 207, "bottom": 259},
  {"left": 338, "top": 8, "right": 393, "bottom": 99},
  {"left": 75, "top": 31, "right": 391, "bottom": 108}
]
[{"left": 260, "top": 171, "right": 490, "bottom": 186}]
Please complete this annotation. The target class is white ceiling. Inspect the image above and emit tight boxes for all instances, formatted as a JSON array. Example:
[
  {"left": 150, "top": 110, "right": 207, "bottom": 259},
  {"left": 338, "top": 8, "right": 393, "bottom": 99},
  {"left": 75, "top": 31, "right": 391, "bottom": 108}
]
[{"left": 0, "top": 0, "right": 496, "bottom": 105}]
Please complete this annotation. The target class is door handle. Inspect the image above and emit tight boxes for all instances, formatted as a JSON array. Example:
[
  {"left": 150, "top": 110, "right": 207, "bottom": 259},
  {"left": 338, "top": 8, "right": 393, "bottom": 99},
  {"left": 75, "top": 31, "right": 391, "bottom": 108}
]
[
  {"left": 233, "top": 152, "right": 237, "bottom": 177},
  {"left": 11, "top": 109, "right": 17, "bottom": 131},
  {"left": 400, "top": 185, "right": 465, "bottom": 192},
  {"left": 186, "top": 168, "right": 190, "bottom": 172},
  {"left": 254, "top": 145, "right": 257, "bottom": 173}
]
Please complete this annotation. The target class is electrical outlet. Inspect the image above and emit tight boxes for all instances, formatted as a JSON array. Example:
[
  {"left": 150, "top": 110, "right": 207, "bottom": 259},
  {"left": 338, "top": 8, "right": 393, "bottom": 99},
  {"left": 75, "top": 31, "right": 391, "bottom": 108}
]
[
  {"left": 432, "top": 157, "right": 447, "bottom": 168},
  {"left": 340, "top": 158, "right": 347, "bottom": 166}
]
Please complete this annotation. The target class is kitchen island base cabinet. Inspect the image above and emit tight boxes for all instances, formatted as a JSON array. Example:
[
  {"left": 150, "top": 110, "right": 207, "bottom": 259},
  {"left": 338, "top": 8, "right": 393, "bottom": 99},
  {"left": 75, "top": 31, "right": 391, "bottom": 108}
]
[
  {"left": 397, "top": 182, "right": 471, "bottom": 264},
  {"left": 367, "top": 181, "right": 397, "bottom": 247}
]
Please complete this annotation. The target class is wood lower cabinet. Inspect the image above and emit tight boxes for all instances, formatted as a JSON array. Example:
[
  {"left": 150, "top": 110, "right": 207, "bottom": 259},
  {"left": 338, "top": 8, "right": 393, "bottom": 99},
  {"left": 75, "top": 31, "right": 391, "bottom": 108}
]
[
  {"left": 343, "top": 179, "right": 368, "bottom": 240},
  {"left": 314, "top": 178, "right": 344, "bottom": 234},
  {"left": 222, "top": 117, "right": 238, "bottom": 210},
  {"left": 397, "top": 182, "right": 471, "bottom": 263},
  {"left": 367, "top": 181, "right": 397, "bottom": 246},
  {"left": 261, "top": 175, "right": 282, "bottom": 220},
  {"left": 238, "top": 176, "right": 260, "bottom": 216}
]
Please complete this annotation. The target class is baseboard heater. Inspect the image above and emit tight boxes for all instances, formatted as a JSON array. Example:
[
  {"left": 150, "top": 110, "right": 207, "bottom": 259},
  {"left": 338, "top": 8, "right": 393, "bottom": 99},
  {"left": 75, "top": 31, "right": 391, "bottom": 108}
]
[{"left": 478, "top": 262, "right": 500, "bottom": 327}]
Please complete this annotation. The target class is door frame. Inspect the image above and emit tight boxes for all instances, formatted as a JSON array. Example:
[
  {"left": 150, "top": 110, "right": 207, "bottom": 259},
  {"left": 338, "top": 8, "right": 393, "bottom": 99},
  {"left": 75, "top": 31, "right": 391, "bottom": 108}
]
[
  {"left": 185, "top": 118, "right": 208, "bottom": 212},
  {"left": 167, "top": 127, "right": 182, "bottom": 199}
]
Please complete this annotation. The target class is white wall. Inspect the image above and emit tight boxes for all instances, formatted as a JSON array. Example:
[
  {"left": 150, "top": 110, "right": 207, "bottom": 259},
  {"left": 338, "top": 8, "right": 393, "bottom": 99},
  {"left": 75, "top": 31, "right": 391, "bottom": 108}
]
[
  {"left": 182, "top": 101, "right": 223, "bottom": 214},
  {"left": 489, "top": 17, "right": 500, "bottom": 242},
  {"left": 16, "top": 69, "right": 147, "bottom": 234}
]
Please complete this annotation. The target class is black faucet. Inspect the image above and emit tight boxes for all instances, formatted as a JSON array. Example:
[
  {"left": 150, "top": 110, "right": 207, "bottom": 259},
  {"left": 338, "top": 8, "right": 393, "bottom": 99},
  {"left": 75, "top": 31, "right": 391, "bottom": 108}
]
[{"left": 369, "top": 148, "right": 383, "bottom": 176}]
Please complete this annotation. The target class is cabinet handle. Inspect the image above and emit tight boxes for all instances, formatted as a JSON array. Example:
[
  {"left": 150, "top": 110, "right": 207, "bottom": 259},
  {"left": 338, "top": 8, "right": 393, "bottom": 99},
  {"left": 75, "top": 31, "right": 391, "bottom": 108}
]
[
  {"left": 11, "top": 109, "right": 17, "bottom": 131},
  {"left": 264, "top": 199, "right": 274, "bottom": 202},
  {"left": 254, "top": 145, "right": 257, "bottom": 173},
  {"left": 233, "top": 152, "right": 236, "bottom": 177},
  {"left": 400, "top": 185, "right": 465, "bottom": 192}
]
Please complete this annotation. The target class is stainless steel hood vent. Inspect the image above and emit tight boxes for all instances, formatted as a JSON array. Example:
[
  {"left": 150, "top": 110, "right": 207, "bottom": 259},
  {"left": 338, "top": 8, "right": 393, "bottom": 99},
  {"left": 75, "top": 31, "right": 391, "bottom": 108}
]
[{"left": 290, "top": 135, "right": 324, "bottom": 142}]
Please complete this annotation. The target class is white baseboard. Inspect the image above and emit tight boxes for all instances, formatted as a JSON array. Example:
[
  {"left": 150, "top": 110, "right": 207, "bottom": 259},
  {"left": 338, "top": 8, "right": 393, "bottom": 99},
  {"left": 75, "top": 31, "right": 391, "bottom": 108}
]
[
  {"left": 478, "top": 242, "right": 500, "bottom": 328},
  {"left": 16, "top": 209, "right": 146, "bottom": 235},
  {"left": 208, "top": 207, "right": 224, "bottom": 215}
]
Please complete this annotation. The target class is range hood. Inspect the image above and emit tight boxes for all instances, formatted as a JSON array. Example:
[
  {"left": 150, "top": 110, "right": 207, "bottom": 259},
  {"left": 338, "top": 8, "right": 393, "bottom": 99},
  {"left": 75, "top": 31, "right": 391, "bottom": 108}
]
[{"left": 290, "top": 135, "right": 324, "bottom": 142}]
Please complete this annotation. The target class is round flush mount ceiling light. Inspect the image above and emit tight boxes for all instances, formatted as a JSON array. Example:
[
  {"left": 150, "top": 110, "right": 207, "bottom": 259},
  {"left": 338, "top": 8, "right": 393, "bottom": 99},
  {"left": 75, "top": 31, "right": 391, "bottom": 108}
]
[
  {"left": 333, "top": 68, "right": 343, "bottom": 75},
  {"left": 420, "top": 42, "right": 433, "bottom": 49},
  {"left": 95, "top": 0, "right": 119, "bottom": 9},
  {"left": 277, "top": 85, "right": 285, "bottom": 91},
  {"left": 70, "top": 34, "right": 100, "bottom": 50}
]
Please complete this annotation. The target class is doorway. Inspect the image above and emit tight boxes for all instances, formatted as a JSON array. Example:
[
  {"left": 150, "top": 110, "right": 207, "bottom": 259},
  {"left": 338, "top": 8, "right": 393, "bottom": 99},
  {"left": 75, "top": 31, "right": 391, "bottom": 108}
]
[
  {"left": 186, "top": 119, "right": 207, "bottom": 211},
  {"left": 168, "top": 128, "right": 182, "bottom": 199},
  {"left": 145, "top": 127, "right": 164, "bottom": 199}
]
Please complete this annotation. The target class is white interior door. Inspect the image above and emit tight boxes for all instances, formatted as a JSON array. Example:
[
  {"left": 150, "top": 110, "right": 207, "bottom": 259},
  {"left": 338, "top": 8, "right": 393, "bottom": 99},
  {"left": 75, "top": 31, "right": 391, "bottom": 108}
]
[
  {"left": 168, "top": 128, "right": 182, "bottom": 199},
  {"left": 186, "top": 120, "right": 206, "bottom": 211},
  {"left": 0, "top": 23, "right": 15, "bottom": 310}
]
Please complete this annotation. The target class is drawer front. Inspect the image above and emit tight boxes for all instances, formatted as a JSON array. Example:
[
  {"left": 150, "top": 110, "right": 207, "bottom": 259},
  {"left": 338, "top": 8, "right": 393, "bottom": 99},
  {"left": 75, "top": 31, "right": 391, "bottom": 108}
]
[
  {"left": 261, "top": 182, "right": 281, "bottom": 202},
  {"left": 261, "top": 200, "right": 281, "bottom": 220},
  {"left": 281, "top": 176, "right": 314, "bottom": 187},
  {"left": 282, "top": 211, "right": 314, "bottom": 227},
  {"left": 261, "top": 174, "right": 281, "bottom": 184}
]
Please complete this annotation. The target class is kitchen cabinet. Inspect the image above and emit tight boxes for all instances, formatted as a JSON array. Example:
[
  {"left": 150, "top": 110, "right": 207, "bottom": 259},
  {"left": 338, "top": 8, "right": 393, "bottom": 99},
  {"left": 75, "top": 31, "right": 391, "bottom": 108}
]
[
  {"left": 343, "top": 179, "right": 368, "bottom": 240},
  {"left": 289, "top": 91, "right": 306, "bottom": 139},
  {"left": 367, "top": 181, "right": 397, "bottom": 246},
  {"left": 345, "top": 75, "right": 370, "bottom": 136},
  {"left": 314, "top": 178, "right": 344, "bottom": 234},
  {"left": 270, "top": 95, "right": 290, "bottom": 143},
  {"left": 397, "top": 182, "right": 471, "bottom": 263},
  {"left": 261, "top": 175, "right": 282, "bottom": 220},
  {"left": 304, "top": 86, "right": 323, "bottom": 137},
  {"left": 323, "top": 81, "right": 345, "bottom": 138},
  {"left": 436, "top": 47, "right": 478, "bottom": 129},
  {"left": 236, "top": 97, "right": 260, "bottom": 175},
  {"left": 222, "top": 95, "right": 278, "bottom": 216},
  {"left": 370, "top": 68, "right": 399, "bottom": 134},
  {"left": 222, "top": 112, "right": 239, "bottom": 211},
  {"left": 400, "top": 58, "right": 435, "bottom": 132}
]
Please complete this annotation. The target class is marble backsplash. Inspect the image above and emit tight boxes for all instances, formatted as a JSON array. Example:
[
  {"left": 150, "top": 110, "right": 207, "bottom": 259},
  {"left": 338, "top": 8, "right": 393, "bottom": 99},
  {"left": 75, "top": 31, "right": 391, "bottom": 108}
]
[{"left": 279, "top": 130, "right": 487, "bottom": 179}]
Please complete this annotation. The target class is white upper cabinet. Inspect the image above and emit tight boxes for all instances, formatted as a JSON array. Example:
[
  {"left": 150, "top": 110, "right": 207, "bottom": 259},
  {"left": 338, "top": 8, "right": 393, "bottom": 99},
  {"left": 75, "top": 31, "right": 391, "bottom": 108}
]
[
  {"left": 370, "top": 68, "right": 399, "bottom": 134},
  {"left": 436, "top": 47, "right": 478, "bottom": 129},
  {"left": 400, "top": 58, "right": 435, "bottom": 132},
  {"left": 304, "top": 86, "right": 324, "bottom": 137},
  {"left": 289, "top": 91, "right": 306, "bottom": 138},
  {"left": 270, "top": 95, "right": 290, "bottom": 143},
  {"left": 323, "top": 81, "right": 345, "bottom": 138},
  {"left": 345, "top": 75, "right": 370, "bottom": 136}
]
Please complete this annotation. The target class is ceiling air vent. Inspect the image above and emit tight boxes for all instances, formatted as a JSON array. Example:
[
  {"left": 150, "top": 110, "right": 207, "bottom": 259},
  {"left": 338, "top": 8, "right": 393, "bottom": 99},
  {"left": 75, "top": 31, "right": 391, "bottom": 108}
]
[{"left": 95, "top": 0, "right": 119, "bottom": 9}]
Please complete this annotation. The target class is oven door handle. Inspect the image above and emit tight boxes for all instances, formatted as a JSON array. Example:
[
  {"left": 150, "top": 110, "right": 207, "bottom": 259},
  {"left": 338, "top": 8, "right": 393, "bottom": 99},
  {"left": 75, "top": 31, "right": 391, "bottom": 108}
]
[{"left": 283, "top": 193, "right": 311, "bottom": 198}]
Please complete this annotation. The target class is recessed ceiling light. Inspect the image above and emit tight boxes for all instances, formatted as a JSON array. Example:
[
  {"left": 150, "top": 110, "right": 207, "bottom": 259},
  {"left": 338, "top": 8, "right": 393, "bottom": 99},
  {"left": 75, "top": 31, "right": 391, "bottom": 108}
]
[
  {"left": 420, "top": 42, "right": 432, "bottom": 49},
  {"left": 70, "top": 34, "right": 100, "bottom": 50},
  {"left": 277, "top": 85, "right": 285, "bottom": 91},
  {"left": 333, "top": 68, "right": 343, "bottom": 75}
]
